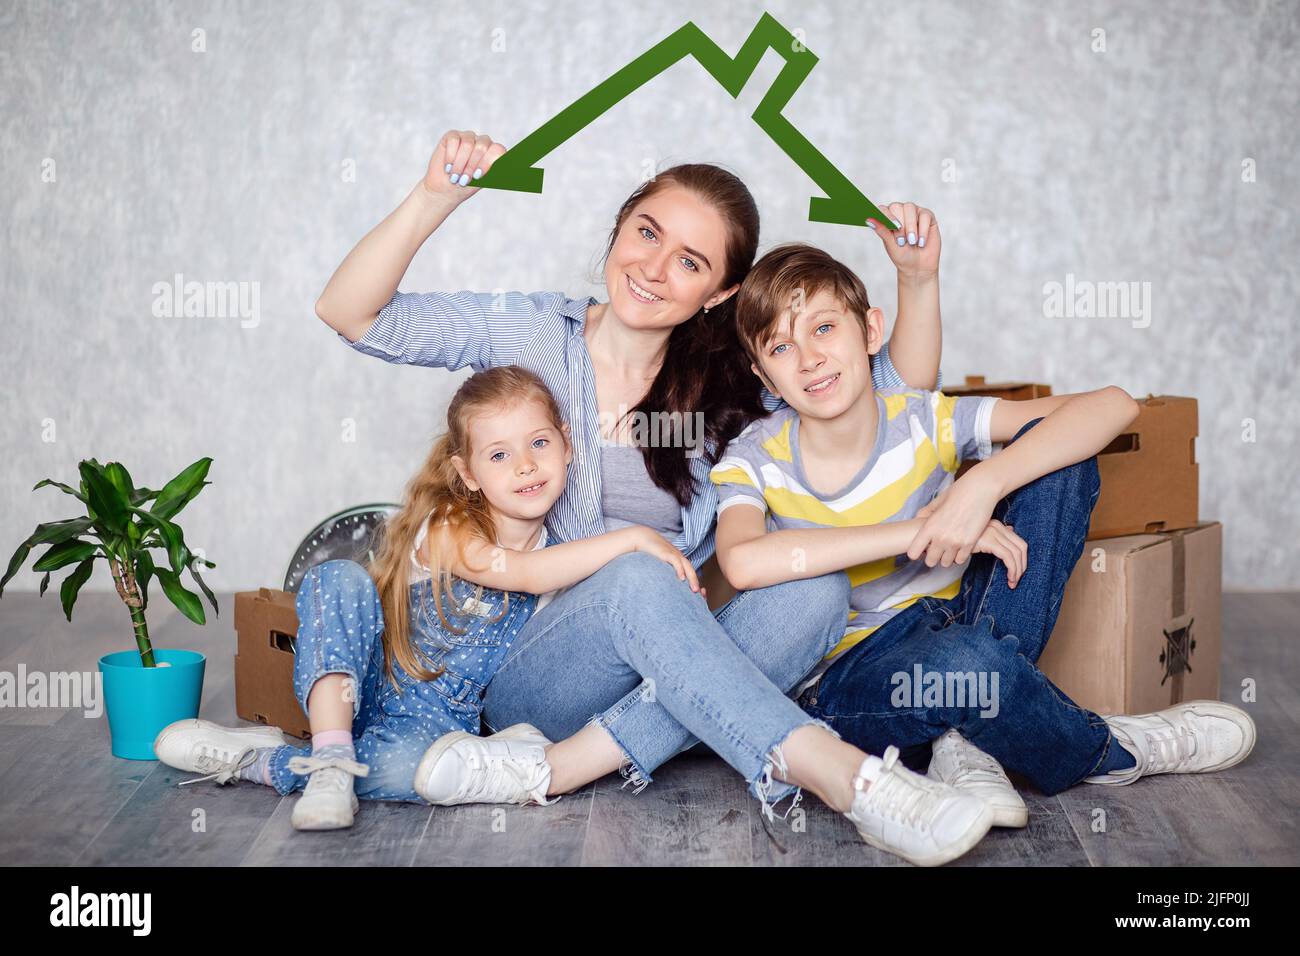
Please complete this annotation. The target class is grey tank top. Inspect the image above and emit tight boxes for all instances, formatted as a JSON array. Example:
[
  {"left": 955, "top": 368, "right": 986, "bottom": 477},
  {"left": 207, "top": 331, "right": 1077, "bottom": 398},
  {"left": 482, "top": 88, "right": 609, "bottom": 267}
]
[{"left": 600, "top": 443, "right": 684, "bottom": 540}]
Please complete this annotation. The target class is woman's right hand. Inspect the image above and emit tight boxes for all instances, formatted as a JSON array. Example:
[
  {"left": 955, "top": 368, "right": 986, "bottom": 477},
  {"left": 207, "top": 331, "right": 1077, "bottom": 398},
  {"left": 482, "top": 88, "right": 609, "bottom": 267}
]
[
  {"left": 421, "top": 130, "right": 507, "bottom": 205},
  {"left": 626, "top": 527, "right": 703, "bottom": 595}
]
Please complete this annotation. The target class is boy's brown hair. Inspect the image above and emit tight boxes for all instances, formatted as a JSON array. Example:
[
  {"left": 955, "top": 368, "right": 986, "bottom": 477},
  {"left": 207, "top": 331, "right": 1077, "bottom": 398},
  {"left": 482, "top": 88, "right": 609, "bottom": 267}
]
[{"left": 734, "top": 242, "right": 873, "bottom": 371}]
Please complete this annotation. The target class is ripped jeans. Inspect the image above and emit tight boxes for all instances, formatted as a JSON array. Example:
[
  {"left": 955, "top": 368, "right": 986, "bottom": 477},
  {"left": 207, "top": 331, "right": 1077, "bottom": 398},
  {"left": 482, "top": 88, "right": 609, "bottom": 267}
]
[{"left": 481, "top": 551, "right": 851, "bottom": 815}]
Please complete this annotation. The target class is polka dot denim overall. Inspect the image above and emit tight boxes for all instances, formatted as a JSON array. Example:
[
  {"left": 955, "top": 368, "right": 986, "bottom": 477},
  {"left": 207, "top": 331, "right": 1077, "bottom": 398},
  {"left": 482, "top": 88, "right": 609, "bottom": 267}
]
[{"left": 262, "top": 558, "right": 538, "bottom": 802}]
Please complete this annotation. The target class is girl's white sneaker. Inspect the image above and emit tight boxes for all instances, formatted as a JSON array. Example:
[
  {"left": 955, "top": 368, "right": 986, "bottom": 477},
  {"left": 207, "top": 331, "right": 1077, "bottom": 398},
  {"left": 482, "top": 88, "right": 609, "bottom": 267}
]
[
  {"left": 153, "top": 718, "right": 285, "bottom": 783},
  {"left": 844, "top": 745, "right": 995, "bottom": 867},
  {"left": 1084, "top": 700, "right": 1257, "bottom": 786},
  {"left": 414, "top": 723, "right": 557, "bottom": 806},
  {"left": 926, "top": 729, "right": 1029, "bottom": 828},
  {"left": 287, "top": 754, "right": 370, "bottom": 831}
]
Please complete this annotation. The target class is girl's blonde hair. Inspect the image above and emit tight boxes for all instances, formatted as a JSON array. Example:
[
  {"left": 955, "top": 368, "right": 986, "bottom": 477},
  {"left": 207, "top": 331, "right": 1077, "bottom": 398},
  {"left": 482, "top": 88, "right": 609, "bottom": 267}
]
[{"left": 366, "top": 365, "right": 568, "bottom": 689}]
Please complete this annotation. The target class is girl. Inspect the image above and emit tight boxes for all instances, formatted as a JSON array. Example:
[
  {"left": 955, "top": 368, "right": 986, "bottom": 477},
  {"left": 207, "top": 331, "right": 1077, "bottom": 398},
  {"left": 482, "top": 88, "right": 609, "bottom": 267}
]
[{"left": 154, "top": 365, "right": 699, "bottom": 830}]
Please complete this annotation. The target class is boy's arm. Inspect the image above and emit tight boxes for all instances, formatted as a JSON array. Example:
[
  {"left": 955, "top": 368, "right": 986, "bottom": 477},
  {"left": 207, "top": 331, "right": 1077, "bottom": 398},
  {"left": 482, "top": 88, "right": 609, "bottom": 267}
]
[
  {"left": 714, "top": 503, "right": 924, "bottom": 592},
  {"left": 979, "top": 386, "right": 1139, "bottom": 494},
  {"left": 872, "top": 202, "right": 942, "bottom": 389},
  {"left": 907, "top": 387, "right": 1140, "bottom": 567}
]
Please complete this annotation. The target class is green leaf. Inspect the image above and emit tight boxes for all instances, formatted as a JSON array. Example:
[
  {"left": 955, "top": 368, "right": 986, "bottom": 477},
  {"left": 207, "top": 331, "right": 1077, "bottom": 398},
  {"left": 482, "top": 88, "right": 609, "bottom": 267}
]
[
  {"left": 59, "top": 557, "right": 96, "bottom": 622},
  {"left": 32, "top": 478, "right": 88, "bottom": 503},
  {"left": 39, "top": 572, "right": 51, "bottom": 596},
  {"left": 104, "top": 462, "right": 136, "bottom": 502},
  {"left": 3, "top": 518, "right": 101, "bottom": 597},
  {"left": 0, "top": 542, "right": 32, "bottom": 597},
  {"left": 130, "top": 486, "right": 160, "bottom": 506},
  {"left": 79, "top": 460, "right": 129, "bottom": 535},
  {"left": 151, "top": 457, "right": 213, "bottom": 521},
  {"left": 188, "top": 562, "right": 219, "bottom": 618},
  {"left": 33, "top": 539, "right": 99, "bottom": 572},
  {"left": 156, "top": 567, "right": 205, "bottom": 625},
  {"left": 132, "top": 508, "right": 188, "bottom": 573},
  {"left": 135, "top": 551, "right": 155, "bottom": 611}
]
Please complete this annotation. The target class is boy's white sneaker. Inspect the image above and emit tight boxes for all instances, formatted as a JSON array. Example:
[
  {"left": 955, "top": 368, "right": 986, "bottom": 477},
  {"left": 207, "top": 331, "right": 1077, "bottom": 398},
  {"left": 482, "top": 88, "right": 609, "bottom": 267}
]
[
  {"left": 844, "top": 745, "right": 995, "bottom": 867},
  {"left": 1084, "top": 700, "right": 1256, "bottom": 786},
  {"left": 927, "top": 729, "right": 1029, "bottom": 828},
  {"left": 287, "top": 754, "right": 370, "bottom": 831},
  {"left": 414, "top": 723, "right": 557, "bottom": 806},
  {"left": 153, "top": 718, "right": 285, "bottom": 783}
]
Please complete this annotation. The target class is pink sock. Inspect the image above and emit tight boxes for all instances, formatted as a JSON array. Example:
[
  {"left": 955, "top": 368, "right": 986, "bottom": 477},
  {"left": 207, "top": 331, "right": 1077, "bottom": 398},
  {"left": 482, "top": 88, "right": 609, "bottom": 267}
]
[{"left": 312, "top": 729, "right": 354, "bottom": 752}]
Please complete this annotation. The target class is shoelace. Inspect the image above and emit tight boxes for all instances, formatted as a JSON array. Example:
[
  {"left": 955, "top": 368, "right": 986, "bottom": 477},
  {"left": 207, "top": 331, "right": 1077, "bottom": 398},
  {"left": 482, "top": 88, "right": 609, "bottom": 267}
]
[
  {"left": 1136, "top": 720, "right": 1198, "bottom": 773},
  {"left": 178, "top": 745, "right": 257, "bottom": 787},
  {"left": 862, "top": 747, "right": 940, "bottom": 831},
  {"left": 463, "top": 748, "right": 545, "bottom": 804},
  {"left": 943, "top": 739, "right": 1007, "bottom": 787},
  {"left": 285, "top": 755, "right": 371, "bottom": 790}
]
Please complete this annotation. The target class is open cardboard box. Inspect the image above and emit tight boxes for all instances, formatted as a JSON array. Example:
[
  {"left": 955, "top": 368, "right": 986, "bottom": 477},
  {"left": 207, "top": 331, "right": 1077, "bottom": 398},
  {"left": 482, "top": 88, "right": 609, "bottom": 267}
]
[{"left": 1039, "top": 521, "right": 1222, "bottom": 716}]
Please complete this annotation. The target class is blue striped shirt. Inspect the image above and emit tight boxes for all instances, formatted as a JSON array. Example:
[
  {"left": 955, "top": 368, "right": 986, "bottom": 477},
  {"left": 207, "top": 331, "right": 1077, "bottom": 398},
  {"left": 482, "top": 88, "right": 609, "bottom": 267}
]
[{"left": 342, "top": 290, "right": 930, "bottom": 568}]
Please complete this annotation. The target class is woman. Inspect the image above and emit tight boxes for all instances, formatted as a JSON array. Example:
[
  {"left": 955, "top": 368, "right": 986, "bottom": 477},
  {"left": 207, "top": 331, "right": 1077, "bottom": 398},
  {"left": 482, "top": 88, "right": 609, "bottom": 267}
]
[{"left": 314, "top": 131, "right": 957, "bottom": 850}]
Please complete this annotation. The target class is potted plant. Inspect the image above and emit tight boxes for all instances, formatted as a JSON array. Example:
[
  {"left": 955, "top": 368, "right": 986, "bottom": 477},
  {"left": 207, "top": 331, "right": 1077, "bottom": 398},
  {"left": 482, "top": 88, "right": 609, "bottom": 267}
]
[{"left": 0, "top": 457, "right": 218, "bottom": 759}]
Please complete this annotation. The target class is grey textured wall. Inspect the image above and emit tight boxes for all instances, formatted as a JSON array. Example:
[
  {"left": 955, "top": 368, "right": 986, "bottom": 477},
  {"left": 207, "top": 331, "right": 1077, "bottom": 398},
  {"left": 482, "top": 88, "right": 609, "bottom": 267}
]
[{"left": 2, "top": 0, "right": 1297, "bottom": 594}]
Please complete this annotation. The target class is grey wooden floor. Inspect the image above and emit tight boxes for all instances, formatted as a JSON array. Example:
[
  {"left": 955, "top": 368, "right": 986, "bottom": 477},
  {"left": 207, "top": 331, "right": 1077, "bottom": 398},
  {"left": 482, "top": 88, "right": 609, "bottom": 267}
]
[{"left": 0, "top": 590, "right": 1295, "bottom": 866}]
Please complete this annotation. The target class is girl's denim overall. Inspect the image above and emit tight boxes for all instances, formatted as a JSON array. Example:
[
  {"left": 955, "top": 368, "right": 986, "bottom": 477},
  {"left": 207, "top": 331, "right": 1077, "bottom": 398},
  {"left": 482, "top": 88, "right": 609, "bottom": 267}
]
[{"left": 262, "top": 558, "right": 538, "bottom": 802}]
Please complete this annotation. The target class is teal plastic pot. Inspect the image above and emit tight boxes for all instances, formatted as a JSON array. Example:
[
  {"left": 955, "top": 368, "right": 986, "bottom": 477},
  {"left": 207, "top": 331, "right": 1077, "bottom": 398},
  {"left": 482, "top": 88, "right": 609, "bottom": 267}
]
[{"left": 98, "top": 648, "right": 206, "bottom": 760}]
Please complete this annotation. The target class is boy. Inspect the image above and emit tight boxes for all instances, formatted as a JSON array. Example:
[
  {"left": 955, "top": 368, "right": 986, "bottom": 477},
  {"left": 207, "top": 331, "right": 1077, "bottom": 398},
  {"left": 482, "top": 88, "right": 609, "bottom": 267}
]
[{"left": 711, "top": 243, "right": 1256, "bottom": 827}]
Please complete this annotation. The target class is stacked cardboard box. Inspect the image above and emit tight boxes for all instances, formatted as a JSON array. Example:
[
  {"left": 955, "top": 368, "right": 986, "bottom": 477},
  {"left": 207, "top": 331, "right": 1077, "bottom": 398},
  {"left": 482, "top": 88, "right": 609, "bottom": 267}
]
[{"left": 946, "top": 375, "right": 1215, "bottom": 714}]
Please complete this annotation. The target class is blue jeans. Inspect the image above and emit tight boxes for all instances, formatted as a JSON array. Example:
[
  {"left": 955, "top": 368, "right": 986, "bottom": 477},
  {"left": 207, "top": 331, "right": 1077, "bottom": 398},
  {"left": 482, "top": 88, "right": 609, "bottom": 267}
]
[
  {"left": 482, "top": 553, "right": 851, "bottom": 808},
  {"left": 263, "top": 559, "right": 538, "bottom": 802},
  {"left": 799, "top": 418, "right": 1125, "bottom": 796}
]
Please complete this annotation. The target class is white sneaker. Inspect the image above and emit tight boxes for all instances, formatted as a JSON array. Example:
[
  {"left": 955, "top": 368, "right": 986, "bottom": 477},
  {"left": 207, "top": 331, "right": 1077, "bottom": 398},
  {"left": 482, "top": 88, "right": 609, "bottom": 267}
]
[
  {"left": 1084, "top": 700, "right": 1257, "bottom": 786},
  {"left": 154, "top": 718, "right": 286, "bottom": 784},
  {"left": 844, "top": 745, "right": 995, "bottom": 867},
  {"left": 287, "top": 754, "right": 370, "bottom": 831},
  {"left": 927, "top": 729, "right": 1028, "bottom": 828},
  {"left": 414, "top": 723, "right": 557, "bottom": 806}
]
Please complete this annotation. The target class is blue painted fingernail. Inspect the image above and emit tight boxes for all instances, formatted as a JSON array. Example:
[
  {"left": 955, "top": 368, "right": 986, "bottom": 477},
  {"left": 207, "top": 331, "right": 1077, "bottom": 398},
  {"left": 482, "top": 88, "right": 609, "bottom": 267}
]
[
  {"left": 919, "top": 236, "right": 926, "bottom": 248},
  {"left": 448, "top": 172, "right": 457, "bottom": 182},
  {"left": 444, "top": 163, "right": 452, "bottom": 173},
  {"left": 473, "top": 168, "right": 483, "bottom": 179},
  {"left": 458, "top": 172, "right": 471, "bottom": 186},
  {"left": 908, "top": 232, "right": 917, "bottom": 245},
  {"left": 896, "top": 236, "right": 905, "bottom": 246}
]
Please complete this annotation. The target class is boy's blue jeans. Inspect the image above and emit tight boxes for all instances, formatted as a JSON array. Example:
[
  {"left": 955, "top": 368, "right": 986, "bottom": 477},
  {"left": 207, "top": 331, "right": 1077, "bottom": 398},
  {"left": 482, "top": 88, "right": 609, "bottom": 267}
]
[{"left": 800, "top": 418, "right": 1125, "bottom": 796}]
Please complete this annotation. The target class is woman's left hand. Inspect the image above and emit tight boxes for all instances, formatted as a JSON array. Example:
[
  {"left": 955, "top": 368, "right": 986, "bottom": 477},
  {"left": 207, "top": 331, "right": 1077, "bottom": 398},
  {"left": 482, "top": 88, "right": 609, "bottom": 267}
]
[{"left": 870, "top": 200, "right": 940, "bottom": 279}]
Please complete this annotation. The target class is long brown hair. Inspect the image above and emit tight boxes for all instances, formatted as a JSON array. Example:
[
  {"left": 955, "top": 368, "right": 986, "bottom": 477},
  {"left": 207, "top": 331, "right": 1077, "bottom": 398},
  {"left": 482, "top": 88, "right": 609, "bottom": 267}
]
[
  {"left": 366, "top": 366, "right": 568, "bottom": 689},
  {"left": 597, "top": 164, "right": 766, "bottom": 505}
]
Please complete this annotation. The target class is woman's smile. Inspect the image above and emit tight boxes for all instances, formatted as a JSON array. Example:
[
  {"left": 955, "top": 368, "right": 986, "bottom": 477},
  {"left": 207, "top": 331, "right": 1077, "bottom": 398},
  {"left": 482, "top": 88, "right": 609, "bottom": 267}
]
[{"left": 626, "top": 273, "right": 664, "bottom": 304}]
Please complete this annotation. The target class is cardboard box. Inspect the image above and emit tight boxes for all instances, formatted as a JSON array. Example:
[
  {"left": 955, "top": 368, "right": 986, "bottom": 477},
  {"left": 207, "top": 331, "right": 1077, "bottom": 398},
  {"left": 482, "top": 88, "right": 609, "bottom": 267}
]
[
  {"left": 949, "top": 377, "right": 1199, "bottom": 539},
  {"left": 234, "top": 588, "right": 310, "bottom": 739},
  {"left": 944, "top": 375, "right": 1053, "bottom": 402},
  {"left": 1090, "top": 395, "right": 1198, "bottom": 538},
  {"left": 1038, "top": 521, "right": 1221, "bottom": 716}
]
